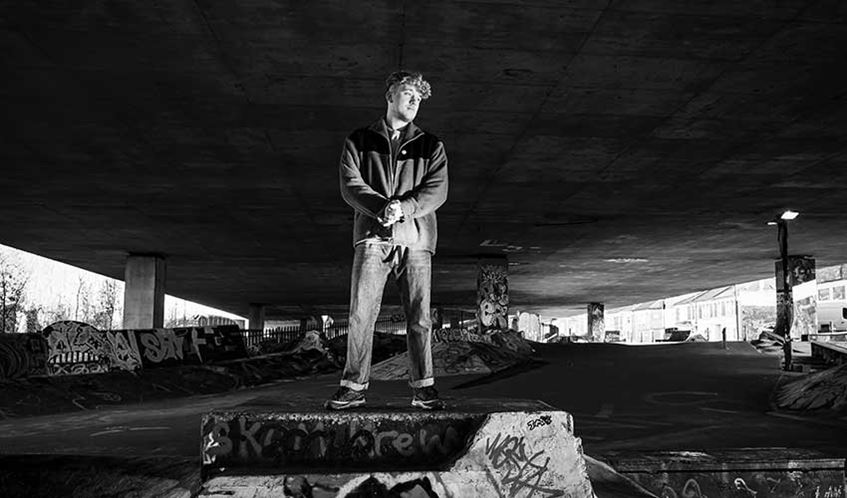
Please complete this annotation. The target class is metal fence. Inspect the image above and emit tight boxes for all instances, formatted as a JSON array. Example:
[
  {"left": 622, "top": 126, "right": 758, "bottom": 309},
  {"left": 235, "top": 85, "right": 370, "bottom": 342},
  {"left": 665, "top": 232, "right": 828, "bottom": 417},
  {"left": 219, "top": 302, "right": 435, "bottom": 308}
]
[{"left": 239, "top": 317, "right": 407, "bottom": 349}]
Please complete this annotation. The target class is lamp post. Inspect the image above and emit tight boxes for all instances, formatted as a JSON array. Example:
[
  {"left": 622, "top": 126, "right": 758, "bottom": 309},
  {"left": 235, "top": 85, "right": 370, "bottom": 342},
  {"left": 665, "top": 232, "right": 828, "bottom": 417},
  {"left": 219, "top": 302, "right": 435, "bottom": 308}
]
[{"left": 771, "top": 210, "right": 798, "bottom": 371}]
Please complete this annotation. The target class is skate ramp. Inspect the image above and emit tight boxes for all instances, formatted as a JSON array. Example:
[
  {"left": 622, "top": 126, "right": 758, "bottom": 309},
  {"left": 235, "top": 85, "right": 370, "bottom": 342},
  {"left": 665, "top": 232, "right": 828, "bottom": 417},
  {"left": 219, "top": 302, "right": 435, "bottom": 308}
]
[
  {"left": 370, "top": 328, "right": 536, "bottom": 381},
  {"left": 775, "top": 361, "right": 847, "bottom": 412}
]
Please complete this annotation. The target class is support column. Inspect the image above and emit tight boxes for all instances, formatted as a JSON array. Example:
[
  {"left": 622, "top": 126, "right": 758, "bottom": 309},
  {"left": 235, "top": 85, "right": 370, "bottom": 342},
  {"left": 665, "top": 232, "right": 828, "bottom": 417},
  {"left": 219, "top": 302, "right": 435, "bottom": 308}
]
[
  {"left": 477, "top": 257, "right": 509, "bottom": 333},
  {"left": 123, "top": 254, "right": 166, "bottom": 329},
  {"left": 248, "top": 304, "right": 266, "bottom": 331},
  {"left": 588, "top": 303, "right": 605, "bottom": 342},
  {"left": 775, "top": 256, "right": 816, "bottom": 340},
  {"left": 431, "top": 306, "right": 444, "bottom": 330}
]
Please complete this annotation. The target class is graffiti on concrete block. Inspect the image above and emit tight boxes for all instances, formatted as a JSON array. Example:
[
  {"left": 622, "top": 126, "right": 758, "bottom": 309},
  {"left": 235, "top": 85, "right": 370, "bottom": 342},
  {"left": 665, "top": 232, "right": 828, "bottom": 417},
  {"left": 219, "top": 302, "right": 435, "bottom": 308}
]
[
  {"left": 43, "top": 321, "right": 110, "bottom": 375},
  {"left": 484, "top": 432, "right": 562, "bottom": 497},
  {"left": 0, "top": 333, "right": 48, "bottom": 380},
  {"left": 348, "top": 476, "right": 439, "bottom": 497},
  {"left": 202, "top": 415, "right": 475, "bottom": 472},
  {"left": 527, "top": 415, "right": 552, "bottom": 431},
  {"left": 477, "top": 263, "right": 509, "bottom": 331}
]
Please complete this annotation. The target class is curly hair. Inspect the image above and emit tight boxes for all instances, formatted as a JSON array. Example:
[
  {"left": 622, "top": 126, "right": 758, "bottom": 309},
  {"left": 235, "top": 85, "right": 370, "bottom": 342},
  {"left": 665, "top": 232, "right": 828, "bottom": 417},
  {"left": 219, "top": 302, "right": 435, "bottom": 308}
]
[{"left": 385, "top": 71, "right": 432, "bottom": 100}]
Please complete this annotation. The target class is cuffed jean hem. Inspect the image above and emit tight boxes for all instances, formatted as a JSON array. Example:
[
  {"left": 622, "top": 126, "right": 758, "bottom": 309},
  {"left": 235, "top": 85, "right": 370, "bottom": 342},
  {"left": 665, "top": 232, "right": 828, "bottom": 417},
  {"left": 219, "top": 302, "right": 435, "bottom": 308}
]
[
  {"left": 340, "top": 379, "right": 369, "bottom": 391},
  {"left": 409, "top": 377, "right": 435, "bottom": 389}
]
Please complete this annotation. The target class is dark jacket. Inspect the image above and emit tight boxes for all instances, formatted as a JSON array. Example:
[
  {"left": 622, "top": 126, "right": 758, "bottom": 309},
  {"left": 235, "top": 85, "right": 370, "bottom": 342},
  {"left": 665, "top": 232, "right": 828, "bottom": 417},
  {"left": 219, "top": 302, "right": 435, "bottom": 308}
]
[{"left": 339, "top": 118, "right": 448, "bottom": 253}]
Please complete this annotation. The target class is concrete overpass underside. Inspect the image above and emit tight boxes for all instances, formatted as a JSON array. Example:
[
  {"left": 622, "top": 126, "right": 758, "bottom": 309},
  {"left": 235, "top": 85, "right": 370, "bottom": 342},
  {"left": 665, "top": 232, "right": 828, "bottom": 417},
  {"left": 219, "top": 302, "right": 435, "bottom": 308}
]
[{"left": 2, "top": 0, "right": 847, "bottom": 318}]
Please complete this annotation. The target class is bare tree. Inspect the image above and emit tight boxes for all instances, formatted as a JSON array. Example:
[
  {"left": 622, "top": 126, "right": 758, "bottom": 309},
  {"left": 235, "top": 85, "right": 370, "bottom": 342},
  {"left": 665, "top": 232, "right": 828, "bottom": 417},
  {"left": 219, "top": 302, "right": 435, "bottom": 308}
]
[
  {"left": 0, "top": 253, "right": 29, "bottom": 333},
  {"left": 93, "top": 280, "right": 119, "bottom": 330}
]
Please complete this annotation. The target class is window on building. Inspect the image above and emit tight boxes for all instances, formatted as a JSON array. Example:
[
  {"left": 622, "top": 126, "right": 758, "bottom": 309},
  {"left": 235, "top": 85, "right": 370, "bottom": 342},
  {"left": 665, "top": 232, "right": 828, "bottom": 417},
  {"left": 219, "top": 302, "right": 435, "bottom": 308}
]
[
  {"left": 834, "top": 286, "right": 846, "bottom": 301},
  {"left": 721, "top": 301, "right": 726, "bottom": 316},
  {"left": 819, "top": 288, "right": 832, "bottom": 301},
  {"left": 698, "top": 306, "right": 703, "bottom": 319}
]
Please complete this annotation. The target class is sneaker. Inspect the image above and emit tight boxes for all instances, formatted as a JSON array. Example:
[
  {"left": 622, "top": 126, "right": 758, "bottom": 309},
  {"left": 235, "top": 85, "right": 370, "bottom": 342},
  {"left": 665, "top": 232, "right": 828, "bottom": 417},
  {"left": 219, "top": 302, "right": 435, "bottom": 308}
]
[
  {"left": 325, "top": 386, "right": 366, "bottom": 410},
  {"left": 411, "top": 386, "right": 445, "bottom": 410}
]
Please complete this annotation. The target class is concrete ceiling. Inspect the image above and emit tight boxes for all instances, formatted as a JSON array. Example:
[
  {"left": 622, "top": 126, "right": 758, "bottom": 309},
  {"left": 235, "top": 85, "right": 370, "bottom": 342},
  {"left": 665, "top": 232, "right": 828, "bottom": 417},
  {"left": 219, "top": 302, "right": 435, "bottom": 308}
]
[{"left": 2, "top": 0, "right": 847, "bottom": 318}]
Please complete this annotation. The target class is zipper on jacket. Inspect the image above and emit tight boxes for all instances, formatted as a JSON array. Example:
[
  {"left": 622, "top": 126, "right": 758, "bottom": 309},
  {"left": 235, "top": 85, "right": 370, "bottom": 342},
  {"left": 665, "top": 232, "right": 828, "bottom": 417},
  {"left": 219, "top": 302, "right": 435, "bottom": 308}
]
[
  {"left": 383, "top": 130, "right": 423, "bottom": 195},
  {"left": 383, "top": 130, "right": 422, "bottom": 242},
  {"left": 393, "top": 133, "right": 423, "bottom": 192}
]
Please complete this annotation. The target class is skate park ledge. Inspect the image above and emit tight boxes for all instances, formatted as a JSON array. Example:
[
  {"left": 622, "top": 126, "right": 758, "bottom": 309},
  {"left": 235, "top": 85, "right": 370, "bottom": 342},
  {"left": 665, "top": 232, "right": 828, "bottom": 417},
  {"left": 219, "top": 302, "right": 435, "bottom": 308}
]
[{"left": 200, "top": 398, "right": 596, "bottom": 497}]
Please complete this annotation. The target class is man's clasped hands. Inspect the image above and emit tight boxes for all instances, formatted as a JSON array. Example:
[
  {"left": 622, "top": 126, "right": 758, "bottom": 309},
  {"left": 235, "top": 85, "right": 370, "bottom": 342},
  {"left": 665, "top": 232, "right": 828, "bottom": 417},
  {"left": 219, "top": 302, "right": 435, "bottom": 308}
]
[{"left": 378, "top": 199, "right": 404, "bottom": 227}]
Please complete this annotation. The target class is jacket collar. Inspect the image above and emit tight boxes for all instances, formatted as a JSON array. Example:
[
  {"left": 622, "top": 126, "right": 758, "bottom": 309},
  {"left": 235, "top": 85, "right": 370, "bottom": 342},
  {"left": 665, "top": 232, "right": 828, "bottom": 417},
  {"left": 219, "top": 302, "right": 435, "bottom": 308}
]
[{"left": 368, "top": 117, "right": 423, "bottom": 143}]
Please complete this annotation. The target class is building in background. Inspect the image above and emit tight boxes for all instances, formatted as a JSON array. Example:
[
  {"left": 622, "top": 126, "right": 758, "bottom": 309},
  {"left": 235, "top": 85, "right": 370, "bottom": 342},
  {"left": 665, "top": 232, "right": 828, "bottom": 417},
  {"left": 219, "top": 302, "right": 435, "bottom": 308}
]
[{"left": 541, "top": 269, "right": 846, "bottom": 344}]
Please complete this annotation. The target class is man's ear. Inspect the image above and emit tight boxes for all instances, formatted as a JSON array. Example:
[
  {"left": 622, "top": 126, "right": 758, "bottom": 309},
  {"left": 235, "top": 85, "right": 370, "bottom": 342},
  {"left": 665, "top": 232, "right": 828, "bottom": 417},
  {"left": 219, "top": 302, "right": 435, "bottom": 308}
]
[{"left": 385, "top": 90, "right": 393, "bottom": 103}]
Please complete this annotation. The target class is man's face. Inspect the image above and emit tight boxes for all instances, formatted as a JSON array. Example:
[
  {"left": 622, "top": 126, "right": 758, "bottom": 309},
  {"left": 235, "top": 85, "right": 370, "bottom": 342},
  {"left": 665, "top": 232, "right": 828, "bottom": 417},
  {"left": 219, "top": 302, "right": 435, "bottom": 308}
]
[{"left": 387, "top": 83, "right": 422, "bottom": 122}]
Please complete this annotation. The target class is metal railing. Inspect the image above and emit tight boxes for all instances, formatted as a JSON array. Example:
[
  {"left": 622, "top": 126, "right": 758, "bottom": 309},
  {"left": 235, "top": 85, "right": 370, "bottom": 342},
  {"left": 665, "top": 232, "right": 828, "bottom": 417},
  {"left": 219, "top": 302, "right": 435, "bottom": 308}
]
[{"left": 240, "top": 317, "right": 408, "bottom": 349}]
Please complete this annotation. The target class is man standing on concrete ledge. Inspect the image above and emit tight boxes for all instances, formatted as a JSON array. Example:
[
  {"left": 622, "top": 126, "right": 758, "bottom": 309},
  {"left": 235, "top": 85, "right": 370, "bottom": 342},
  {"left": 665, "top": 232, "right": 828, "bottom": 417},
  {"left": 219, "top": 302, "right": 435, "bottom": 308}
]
[{"left": 326, "top": 71, "right": 448, "bottom": 411}]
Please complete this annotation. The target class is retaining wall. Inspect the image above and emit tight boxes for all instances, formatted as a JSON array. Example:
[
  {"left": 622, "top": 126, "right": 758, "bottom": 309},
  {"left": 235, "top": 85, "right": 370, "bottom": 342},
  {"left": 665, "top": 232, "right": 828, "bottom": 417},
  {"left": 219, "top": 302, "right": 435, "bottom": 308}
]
[{"left": 4, "top": 321, "right": 249, "bottom": 377}]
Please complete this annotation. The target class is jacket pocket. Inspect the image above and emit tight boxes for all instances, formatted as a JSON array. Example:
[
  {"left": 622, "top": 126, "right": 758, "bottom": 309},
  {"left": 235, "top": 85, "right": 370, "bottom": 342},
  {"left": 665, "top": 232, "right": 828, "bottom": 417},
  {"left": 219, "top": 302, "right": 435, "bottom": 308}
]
[{"left": 392, "top": 218, "right": 420, "bottom": 246}]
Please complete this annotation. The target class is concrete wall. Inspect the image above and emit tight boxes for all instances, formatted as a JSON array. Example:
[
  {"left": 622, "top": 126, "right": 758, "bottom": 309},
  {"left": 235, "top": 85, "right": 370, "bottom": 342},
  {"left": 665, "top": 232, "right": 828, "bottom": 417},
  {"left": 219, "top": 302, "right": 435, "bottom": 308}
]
[{"left": 39, "top": 321, "right": 249, "bottom": 376}]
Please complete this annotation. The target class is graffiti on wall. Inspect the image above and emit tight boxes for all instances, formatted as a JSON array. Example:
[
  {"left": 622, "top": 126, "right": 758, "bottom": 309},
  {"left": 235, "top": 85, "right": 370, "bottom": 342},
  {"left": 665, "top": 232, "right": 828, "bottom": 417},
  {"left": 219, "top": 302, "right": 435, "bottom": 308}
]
[
  {"left": 477, "top": 263, "right": 509, "bottom": 332},
  {"left": 39, "top": 323, "right": 249, "bottom": 376},
  {"left": 793, "top": 295, "right": 818, "bottom": 339},
  {"left": 432, "top": 328, "right": 494, "bottom": 345},
  {"left": 655, "top": 472, "right": 844, "bottom": 498},
  {"left": 789, "top": 256, "right": 816, "bottom": 287},
  {"left": 43, "top": 321, "right": 111, "bottom": 375},
  {"left": 588, "top": 303, "right": 605, "bottom": 342},
  {"left": 0, "top": 333, "right": 48, "bottom": 380},
  {"left": 105, "top": 329, "right": 143, "bottom": 371},
  {"left": 775, "top": 257, "right": 816, "bottom": 339},
  {"left": 124, "top": 325, "right": 248, "bottom": 369},
  {"left": 203, "top": 415, "right": 475, "bottom": 471}
]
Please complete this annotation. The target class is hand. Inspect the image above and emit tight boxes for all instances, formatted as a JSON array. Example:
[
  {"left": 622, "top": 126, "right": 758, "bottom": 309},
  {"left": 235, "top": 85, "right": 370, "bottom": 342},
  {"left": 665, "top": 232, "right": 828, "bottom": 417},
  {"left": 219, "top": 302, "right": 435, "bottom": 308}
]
[{"left": 378, "top": 200, "right": 403, "bottom": 227}]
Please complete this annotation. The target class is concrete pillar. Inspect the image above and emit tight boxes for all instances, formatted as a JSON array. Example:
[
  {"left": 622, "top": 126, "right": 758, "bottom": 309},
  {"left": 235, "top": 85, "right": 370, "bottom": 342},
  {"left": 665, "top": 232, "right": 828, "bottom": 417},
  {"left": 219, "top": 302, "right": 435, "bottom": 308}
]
[
  {"left": 123, "top": 254, "right": 166, "bottom": 329},
  {"left": 775, "top": 256, "right": 816, "bottom": 340},
  {"left": 431, "top": 306, "right": 444, "bottom": 330},
  {"left": 588, "top": 303, "right": 605, "bottom": 342},
  {"left": 477, "top": 258, "right": 509, "bottom": 333},
  {"left": 248, "top": 304, "right": 265, "bottom": 331}
]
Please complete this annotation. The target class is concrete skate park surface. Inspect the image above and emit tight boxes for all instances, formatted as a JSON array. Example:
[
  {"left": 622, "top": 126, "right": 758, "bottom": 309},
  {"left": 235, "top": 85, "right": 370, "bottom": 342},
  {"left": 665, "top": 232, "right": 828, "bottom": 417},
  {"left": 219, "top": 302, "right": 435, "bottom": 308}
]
[{"left": 2, "top": 341, "right": 847, "bottom": 496}]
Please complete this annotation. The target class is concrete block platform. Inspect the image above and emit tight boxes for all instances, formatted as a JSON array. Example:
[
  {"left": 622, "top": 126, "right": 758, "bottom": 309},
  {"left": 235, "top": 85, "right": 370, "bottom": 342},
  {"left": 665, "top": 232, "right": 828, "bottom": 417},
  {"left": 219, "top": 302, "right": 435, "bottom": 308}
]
[
  {"left": 200, "top": 399, "right": 595, "bottom": 497},
  {"left": 812, "top": 340, "right": 847, "bottom": 367},
  {"left": 601, "top": 448, "right": 846, "bottom": 498}
]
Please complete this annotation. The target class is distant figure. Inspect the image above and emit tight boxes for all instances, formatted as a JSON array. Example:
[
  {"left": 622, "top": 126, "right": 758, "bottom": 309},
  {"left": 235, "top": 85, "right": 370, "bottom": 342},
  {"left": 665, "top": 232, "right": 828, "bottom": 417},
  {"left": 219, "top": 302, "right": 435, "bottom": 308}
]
[{"left": 326, "top": 71, "right": 448, "bottom": 411}]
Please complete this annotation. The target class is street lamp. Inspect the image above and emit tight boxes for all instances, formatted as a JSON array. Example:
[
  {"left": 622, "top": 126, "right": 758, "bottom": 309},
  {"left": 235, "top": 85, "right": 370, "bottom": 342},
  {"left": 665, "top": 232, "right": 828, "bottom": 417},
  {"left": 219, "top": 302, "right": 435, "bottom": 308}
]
[{"left": 769, "top": 210, "right": 799, "bottom": 370}]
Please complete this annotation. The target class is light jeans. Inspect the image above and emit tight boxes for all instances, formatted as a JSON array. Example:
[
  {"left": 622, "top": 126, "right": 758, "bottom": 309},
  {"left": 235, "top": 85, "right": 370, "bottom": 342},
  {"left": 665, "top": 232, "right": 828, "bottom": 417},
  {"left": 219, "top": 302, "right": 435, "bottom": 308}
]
[{"left": 340, "top": 242, "right": 434, "bottom": 391}]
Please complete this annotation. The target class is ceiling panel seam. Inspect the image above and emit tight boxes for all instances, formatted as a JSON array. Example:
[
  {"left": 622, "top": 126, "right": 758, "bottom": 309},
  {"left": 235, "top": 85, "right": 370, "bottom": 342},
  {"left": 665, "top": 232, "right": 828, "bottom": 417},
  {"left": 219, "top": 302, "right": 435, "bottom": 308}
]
[
  {"left": 588, "top": 0, "right": 821, "bottom": 187},
  {"left": 457, "top": 0, "right": 613, "bottom": 231}
]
